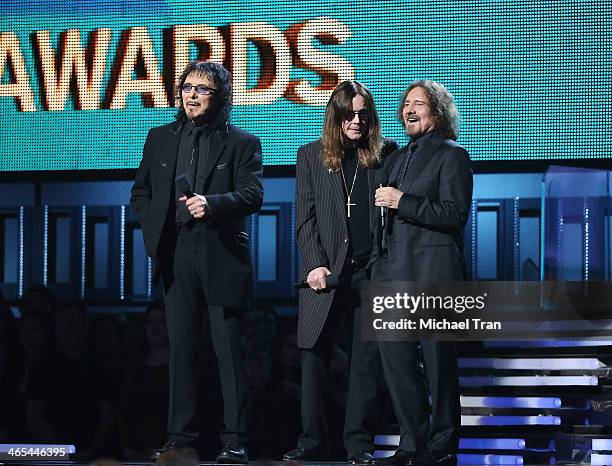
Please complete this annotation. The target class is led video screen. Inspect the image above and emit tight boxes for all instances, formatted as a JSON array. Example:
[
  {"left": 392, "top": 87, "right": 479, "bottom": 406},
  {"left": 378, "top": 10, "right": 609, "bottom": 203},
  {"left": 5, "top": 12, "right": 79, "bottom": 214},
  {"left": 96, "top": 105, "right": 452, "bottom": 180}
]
[{"left": 0, "top": 0, "right": 610, "bottom": 171}]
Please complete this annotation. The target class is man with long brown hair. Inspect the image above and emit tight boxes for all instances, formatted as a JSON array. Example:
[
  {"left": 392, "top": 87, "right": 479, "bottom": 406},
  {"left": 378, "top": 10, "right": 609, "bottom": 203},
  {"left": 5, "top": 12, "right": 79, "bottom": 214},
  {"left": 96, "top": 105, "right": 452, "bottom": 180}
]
[
  {"left": 284, "top": 81, "right": 397, "bottom": 463},
  {"left": 373, "top": 80, "right": 472, "bottom": 466}
]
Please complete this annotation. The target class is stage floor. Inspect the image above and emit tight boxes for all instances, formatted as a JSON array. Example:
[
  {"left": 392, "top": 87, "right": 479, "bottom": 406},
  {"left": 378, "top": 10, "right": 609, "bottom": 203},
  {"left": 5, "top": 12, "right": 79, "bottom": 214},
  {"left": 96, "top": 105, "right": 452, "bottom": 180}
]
[{"left": 0, "top": 462, "right": 590, "bottom": 466}]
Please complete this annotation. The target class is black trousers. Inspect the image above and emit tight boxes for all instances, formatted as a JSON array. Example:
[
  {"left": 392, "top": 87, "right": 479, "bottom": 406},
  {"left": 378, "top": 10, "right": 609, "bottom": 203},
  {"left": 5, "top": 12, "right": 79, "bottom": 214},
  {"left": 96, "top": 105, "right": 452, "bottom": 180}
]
[
  {"left": 378, "top": 341, "right": 460, "bottom": 453},
  {"left": 374, "top": 257, "right": 460, "bottom": 453},
  {"left": 161, "top": 229, "right": 249, "bottom": 446},
  {"left": 298, "top": 268, "right": 380, "bottom": 456}
]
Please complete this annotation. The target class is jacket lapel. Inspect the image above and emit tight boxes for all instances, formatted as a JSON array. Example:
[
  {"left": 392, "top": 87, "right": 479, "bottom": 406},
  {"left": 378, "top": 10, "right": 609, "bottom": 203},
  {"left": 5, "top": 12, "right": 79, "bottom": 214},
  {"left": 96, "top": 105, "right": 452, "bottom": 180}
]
[
  {"left": 387, "top": 148, "right": 406, "bottom": 187},
  {"left": 327, "top": 167, "right": 348, "bottom": 226},
  {"left": 163, "top": 121, "right": 183, "bottom": 182},
  {"left": 198, "top": 126, "right": 228, "bottom": 187},
  {"left": 400, "top": 135, "right": 443, "bottom": 192}
]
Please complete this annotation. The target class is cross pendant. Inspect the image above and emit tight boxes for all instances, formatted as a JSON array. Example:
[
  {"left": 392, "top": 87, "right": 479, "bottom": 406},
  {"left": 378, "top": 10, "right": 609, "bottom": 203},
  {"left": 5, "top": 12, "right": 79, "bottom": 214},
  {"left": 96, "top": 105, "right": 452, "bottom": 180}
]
[{"left": 347, "top": 197, "right": 356, "bottom": 218}]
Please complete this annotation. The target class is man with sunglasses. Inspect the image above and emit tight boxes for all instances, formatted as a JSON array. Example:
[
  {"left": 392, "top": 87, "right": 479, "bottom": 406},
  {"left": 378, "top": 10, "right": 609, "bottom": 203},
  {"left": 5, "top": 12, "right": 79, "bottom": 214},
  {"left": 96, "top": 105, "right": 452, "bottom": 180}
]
[
  {"left": 131, "top": 61, "right": 263, "bottom": 463},
  {"left": 284, "top": 81, "right": 397, "bottom": 463}
]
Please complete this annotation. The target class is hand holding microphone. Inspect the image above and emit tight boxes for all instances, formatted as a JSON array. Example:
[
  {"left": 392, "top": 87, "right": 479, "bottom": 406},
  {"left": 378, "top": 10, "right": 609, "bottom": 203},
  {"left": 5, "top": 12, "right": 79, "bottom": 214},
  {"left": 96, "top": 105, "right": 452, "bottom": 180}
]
[
  {"left": 293, "top": 267, "right": 339, "bottom": 291},
  {"left": 176, "top": 175, "right": 208, "bottom": 219},
  {"left": 375, "top": 170, "right": 388, "bottom": 227},
  {"left": 375, "top": 186, "right": 403, "bottom": 210}
]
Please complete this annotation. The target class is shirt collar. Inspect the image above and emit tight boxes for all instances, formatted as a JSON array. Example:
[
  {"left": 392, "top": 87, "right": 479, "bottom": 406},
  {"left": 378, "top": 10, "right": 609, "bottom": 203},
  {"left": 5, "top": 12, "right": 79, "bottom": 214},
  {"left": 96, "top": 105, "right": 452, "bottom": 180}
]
[
  {"left": 409, "top": 130, "right": 435, "bottom": 148},
  {"left": 187, "top": 120, "right": 212, "bottom": 136}
]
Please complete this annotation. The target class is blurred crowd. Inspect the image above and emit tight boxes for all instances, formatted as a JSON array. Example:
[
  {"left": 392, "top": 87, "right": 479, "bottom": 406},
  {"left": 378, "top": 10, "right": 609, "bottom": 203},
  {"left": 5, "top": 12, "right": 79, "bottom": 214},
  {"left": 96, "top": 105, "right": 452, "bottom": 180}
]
[{"left": 0, "top": 286, "right": 393, "bottom": 462}]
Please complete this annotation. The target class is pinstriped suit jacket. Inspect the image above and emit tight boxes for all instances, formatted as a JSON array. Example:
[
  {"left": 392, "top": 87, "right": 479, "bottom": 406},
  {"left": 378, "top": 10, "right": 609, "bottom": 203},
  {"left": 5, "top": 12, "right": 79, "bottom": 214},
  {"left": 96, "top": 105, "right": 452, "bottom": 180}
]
[{"left": 295, "top": 139, "right": 397, "bottom": 349}]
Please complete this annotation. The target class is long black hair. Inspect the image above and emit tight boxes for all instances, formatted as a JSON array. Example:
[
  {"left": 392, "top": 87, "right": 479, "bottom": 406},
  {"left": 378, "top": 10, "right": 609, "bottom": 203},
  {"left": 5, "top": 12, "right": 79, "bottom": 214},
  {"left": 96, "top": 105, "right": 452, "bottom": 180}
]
[{"left": 175, "top": 61, "right": 232, "bottom": 130}]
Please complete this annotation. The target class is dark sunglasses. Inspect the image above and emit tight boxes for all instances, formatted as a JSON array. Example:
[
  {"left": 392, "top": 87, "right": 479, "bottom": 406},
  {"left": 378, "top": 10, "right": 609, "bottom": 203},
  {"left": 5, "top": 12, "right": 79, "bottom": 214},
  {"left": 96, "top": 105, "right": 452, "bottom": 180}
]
[
  {"left": 182, "top": 83, "right": 217, "bottom": 95},
  {"left": 344, "top": 109, "right": 370, "bottom": 121}
]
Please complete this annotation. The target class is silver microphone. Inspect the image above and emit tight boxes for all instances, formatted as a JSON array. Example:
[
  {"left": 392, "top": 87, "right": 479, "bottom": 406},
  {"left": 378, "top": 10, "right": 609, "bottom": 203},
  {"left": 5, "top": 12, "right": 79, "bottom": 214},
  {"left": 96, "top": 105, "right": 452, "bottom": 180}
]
[{"left": 379, "top": 183, "right": 385, "bottom": 227}]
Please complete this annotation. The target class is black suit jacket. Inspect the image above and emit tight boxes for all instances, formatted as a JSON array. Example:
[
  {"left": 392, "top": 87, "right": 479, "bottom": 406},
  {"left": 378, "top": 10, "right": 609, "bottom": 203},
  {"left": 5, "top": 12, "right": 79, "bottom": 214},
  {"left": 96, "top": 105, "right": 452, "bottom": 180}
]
[
  {"left": 295, "top": 139, "right": 397, "bottom": 349},
  {"left": 130, "top": 120, "right": 263, "bottom": 308},
  {"left": 372, "top": 133, "right": 473, "bottom": 281}
]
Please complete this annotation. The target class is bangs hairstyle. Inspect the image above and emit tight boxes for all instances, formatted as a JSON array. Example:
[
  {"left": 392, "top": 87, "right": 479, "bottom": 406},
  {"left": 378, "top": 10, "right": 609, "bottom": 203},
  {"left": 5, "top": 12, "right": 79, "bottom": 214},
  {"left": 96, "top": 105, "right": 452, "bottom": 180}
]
[
  {"left": 322, "top": 80, "right": 382, "bottom": 171},
  {"left": 175, "top": 61, "right": 232, "bottom": 130},
  {"left": 397, "top": 80, "right": 460, "bottom": 141}
]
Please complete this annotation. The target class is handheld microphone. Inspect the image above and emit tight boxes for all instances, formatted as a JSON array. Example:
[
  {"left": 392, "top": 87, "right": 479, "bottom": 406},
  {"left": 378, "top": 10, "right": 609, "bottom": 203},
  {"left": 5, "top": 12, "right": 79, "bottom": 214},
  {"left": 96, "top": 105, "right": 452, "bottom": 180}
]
[
  {"left": 175, "top": 175, "right": 195, "bottom": 198},
  {"left": 293, "top": 274, "right": 340, "bottom": 289},
  {"left": 374, "top": 170, "right": 388, "bottom": 228}
]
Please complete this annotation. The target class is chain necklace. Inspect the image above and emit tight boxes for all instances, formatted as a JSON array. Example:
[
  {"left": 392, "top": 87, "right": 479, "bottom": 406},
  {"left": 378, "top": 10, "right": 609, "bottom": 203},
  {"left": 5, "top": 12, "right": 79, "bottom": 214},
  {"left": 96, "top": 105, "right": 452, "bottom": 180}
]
[{"left": 339, "top": 163, "right": 359, "bottom": 218}]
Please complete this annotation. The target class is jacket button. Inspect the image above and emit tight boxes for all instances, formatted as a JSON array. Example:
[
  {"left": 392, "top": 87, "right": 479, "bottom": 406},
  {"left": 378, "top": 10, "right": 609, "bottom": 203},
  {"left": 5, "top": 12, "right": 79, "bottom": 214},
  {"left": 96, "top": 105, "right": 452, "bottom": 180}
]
[{"left": 344, "top": 238, "right": 348, "bottom": 243}]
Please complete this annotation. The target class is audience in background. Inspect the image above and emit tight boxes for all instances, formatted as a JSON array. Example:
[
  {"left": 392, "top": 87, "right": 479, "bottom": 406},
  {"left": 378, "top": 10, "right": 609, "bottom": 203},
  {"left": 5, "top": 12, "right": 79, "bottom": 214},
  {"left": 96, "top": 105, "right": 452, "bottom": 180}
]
[
  {"left": 13, "top": 311, "right": 53, "bottom": 440},
  {"left": 87, "top": 313, "right": 128, "bottom": 457},
  {"left": 120, "top": 302, "right": 169, "bottom": 460},
  {"left": 23, "top": 302, "right": 97, "bottom": 455},
  {"left": 245, "top": 307, "right": 276, "bottom": 458},
  {"left": 263, "top": 330, "right": 301, "bottom": 458},
  {"left": 0, "top": 291, "right": 18, "bottom": 442},
  {"left": 18, "top": 284, "right": 56, "bottom": 317},
  {"left": 3, "top": 285, "right": 362, "bottom": 461},
  {"left": 18, "top": 312, "right": 52, "bottom": 364}
]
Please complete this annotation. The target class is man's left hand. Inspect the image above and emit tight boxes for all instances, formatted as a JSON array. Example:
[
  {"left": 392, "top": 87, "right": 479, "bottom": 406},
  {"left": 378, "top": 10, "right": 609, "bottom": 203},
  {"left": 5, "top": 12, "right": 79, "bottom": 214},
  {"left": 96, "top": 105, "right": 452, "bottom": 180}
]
[
  {"left": 375, "top": 187, "right": 403, "bottom": 210},
  {"left": 180, "top": 194, "right": 209, "bottom": 219}
]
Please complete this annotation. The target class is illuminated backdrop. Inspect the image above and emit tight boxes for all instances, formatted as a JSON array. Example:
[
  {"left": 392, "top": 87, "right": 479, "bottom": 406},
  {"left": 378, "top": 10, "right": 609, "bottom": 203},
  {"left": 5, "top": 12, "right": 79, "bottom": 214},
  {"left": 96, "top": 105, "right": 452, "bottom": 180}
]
[{"left": 0, "top": 0, "right": 610, "bottom": 171}]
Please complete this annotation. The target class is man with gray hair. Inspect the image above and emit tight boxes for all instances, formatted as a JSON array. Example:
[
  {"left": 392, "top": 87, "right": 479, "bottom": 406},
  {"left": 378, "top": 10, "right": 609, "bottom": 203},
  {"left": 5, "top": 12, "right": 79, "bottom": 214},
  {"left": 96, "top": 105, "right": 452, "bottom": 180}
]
[{"left": 372, "top": 80, "right": 473, "bottom": 466}]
